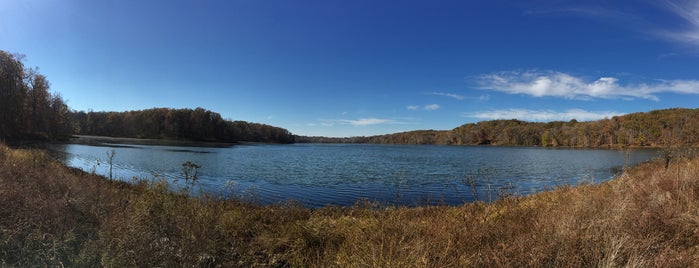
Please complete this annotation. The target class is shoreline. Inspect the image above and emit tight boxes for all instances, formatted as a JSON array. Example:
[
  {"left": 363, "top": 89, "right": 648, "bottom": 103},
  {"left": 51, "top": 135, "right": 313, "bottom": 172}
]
[
  {"left": 65, "top": 135, "right": 670, "bottom": 150},
  {"left": 66, "top": 135, "right": 237, "bottom": 148}
]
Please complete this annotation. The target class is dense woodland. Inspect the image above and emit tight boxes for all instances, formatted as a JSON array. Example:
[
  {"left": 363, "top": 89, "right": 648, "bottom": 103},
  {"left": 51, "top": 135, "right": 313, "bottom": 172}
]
[
  {"left": 0, "top": 50, "right": 293, "bottom": 143},
  {"left": 298, "top": 108, "right": 699, "bottom": 148},
  {"left": 0, "top": 51, "right": 72, "bottom": 140},
  {"left": 69, "top": 108, "right": 295, "bottom": 143}
]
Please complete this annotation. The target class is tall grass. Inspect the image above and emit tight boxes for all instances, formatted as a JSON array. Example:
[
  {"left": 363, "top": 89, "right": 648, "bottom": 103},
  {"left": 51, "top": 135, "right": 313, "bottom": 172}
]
[{"left": 2, "top": 142, "right": 699, "bottom": 267}]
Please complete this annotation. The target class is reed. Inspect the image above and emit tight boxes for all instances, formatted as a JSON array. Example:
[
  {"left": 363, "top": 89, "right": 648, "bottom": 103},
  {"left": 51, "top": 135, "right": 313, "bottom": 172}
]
[{"left": 1, "top": 142, "right": 698, "bottom": 267}]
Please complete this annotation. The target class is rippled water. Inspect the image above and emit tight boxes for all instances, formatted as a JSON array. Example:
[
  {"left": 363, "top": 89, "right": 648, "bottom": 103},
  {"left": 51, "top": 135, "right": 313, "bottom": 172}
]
[{"left": 48, "top": 143, "right": 658, "bottom": 207}]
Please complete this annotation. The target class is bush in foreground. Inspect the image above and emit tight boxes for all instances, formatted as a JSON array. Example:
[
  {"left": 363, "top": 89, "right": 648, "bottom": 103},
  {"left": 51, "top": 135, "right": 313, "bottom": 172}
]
[{"left": 1, "top": 143, "right": 699, "bottom": 267}]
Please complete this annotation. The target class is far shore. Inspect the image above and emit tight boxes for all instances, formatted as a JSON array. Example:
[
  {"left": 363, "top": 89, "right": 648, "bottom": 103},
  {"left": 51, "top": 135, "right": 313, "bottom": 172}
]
[
  {"left": 67, "top": 135, "right": 237, "bottom": 148},
  {"left": 66, "top": 134, "right": 670, "bottom": 150}
]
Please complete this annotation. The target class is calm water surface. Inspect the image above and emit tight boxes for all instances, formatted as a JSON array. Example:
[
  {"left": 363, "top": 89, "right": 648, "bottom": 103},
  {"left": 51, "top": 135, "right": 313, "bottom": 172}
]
[{"left": 49, "top": 143, "right": 658, "bottom": 207}]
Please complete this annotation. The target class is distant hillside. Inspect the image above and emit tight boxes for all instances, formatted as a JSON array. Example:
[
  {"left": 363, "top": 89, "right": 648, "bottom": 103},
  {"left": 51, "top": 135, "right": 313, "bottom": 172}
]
[
  {"left": 70, "top": 108, "right": 295, "bottom": 144},
  {"left": 297, "top": 108, "right": 699, "bottom": 148}
]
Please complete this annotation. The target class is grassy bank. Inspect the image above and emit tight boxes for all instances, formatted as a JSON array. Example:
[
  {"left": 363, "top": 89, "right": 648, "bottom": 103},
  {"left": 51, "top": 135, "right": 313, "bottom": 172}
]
[{"left": 2, "top": 143, "right": 699, "bottom": 267}]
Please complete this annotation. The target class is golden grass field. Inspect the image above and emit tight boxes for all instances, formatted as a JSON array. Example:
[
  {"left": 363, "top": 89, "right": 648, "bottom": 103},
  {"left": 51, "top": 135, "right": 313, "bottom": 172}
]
[{"left": 2, "top": 143, "right": 699, "bottom": 267}]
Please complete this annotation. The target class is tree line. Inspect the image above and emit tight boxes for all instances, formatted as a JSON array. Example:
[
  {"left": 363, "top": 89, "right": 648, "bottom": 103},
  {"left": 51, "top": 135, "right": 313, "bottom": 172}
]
[
  {"left": 0, "top": 51, "right": 72, "bottom": 141},
  {"left": 298, "top": 108, "right": 699, "bottom": 148},
  {"left": 0, "top": 50, "right": 293, "bottom": 144},
  {"left": 69, "top": 108, "right": 294, "bottom": 143},
  {"left": 446, "top": 110, "right": 699, "bottom": 147}
]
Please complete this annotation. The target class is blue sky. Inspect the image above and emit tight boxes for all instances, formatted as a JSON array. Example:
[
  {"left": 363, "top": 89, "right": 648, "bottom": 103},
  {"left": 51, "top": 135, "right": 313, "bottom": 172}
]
[{"left": 2, "top": 0, "right": 699, "bottom": 137}]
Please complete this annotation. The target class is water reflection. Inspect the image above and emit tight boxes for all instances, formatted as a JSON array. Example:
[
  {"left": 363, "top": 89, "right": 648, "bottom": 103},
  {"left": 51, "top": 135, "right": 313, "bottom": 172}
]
[{"left": 47, "top": 143, "right": 659, "bottom": 207}]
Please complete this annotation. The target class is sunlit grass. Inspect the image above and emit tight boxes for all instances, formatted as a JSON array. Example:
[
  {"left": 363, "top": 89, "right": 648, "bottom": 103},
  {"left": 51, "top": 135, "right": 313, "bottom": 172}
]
[{"left": 1, "top": 142, "right": 699, "bottom": 266}]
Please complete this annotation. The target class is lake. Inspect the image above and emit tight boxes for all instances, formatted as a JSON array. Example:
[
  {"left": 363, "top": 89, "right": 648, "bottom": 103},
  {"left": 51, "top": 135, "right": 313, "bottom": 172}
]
[{"left": 48, "top": 143, "right": 658, "bottom": 207}]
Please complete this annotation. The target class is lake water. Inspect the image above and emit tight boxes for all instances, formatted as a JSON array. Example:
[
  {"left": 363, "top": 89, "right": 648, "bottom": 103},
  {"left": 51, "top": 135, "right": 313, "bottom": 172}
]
[{"left": 48, "top": 143, "right": 658, "bottom": 207}]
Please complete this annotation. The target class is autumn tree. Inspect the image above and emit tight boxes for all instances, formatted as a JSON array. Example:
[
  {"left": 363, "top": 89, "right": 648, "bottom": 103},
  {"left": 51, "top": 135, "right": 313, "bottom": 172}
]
[
  {"left": 69, "top": 107, "right": 295, "bottom": 144},
  {"left": 0, "top": 51, "right": 71, "bottom": 140},
  {"left": 299, "top": 108, "right": 699, "bottom": 148},
  {"left": 0, "top": 51, "right": 27, "bottom": 138}
]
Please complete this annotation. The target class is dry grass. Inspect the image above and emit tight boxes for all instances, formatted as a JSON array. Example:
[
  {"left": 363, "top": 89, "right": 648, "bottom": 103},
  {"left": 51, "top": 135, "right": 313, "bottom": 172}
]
[{"left": 2, "top": 143, "right": 699, "bottom": 267}]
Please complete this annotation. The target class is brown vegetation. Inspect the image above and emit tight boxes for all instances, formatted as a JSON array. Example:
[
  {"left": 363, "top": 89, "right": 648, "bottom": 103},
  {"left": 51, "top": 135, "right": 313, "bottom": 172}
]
[
  {"left": 299, "top": 108, "right": 699, "bottom": 148},
  {"left": 69, "top": 108, "right": 295, "bottom": 144},
  {"left": 2, "top": 143, "right": 699, "bottom": 266},
  {"left": 0, "top": 51, "right": 72, "bottom": 141}
]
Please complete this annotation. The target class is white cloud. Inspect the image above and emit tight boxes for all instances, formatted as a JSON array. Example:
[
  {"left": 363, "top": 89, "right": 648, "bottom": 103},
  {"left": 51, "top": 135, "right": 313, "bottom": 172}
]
[
  {"left": 315, "top": 117, "right": 406, "bottom": 127},
  {"left": 309, "top": 121, "right": 335, "bottom": 127},
  {"left": 463, "top": 108, "right": 624, "bottom": 122},
  {"left": 407, "top": 104, "right": 441, "bottom": 111},
  {"left": 427, "top": 92, "right": 465, "bottom": 100},
  {"left": 659, "top": 1, "right": 699, "bottom": 47},
  {"left": 424, "top": 104, "right": 440, "bottom": 111},
  {"left": 476, "top": 70, "right": 699, "bottom": 101},
  {"left": 339, "top": 118, "right": 398, "bottom": 126}
]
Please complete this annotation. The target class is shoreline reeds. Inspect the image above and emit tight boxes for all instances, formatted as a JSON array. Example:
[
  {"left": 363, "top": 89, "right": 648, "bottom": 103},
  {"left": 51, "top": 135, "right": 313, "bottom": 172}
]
[{"left": 1, "top": 143, "right": 698, "bottom": 267}]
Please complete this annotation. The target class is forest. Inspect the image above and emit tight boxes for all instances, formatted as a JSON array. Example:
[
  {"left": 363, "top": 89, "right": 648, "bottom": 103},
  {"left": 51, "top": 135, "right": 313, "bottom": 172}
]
[
  {"left": 0, "top": 51, "right": 73, "bottom": 141},
  {"left": 0, "top": 50, "right": 293, "bottom": 144},
  {"left": 69, "top": 108, "right": 295, "bottom": 143},
  {"left": 298, "top": 108, "right": 699, "bottom": 148}
]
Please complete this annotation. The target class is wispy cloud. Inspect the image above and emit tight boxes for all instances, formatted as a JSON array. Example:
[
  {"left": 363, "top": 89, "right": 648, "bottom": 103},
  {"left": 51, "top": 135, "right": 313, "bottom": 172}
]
[
  {"left": 315, "top": 117, "right": 408, "bottom": 127},
  {"left": 408, "top": 104, "right": 440, "bottom": 111},
  {"left": 423, "top": 104, "right": 440, "bottom": 111},
  {"left": 476, "top": 70, "right": 699, "bottom": 101},
  {"left": 308, "top": 121, "right": 335, "bottom": 127},
  {"left": 427, "top": 92, "right": 465, "bottom": 100},
  {"left": 659, "top": 1, "right": 699, "bottom": 47},
  {"left": 463, "top": 108, "right": 624, "bottom": 122},
  {"left": 339, "top": 118, "right": 398, "bottom": 126},
  {"left": 528, "top": 1, "right": 699, "bottom": 49},
  {"left": 478, "top": 94, "right": 491, "bottom": 101}
]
